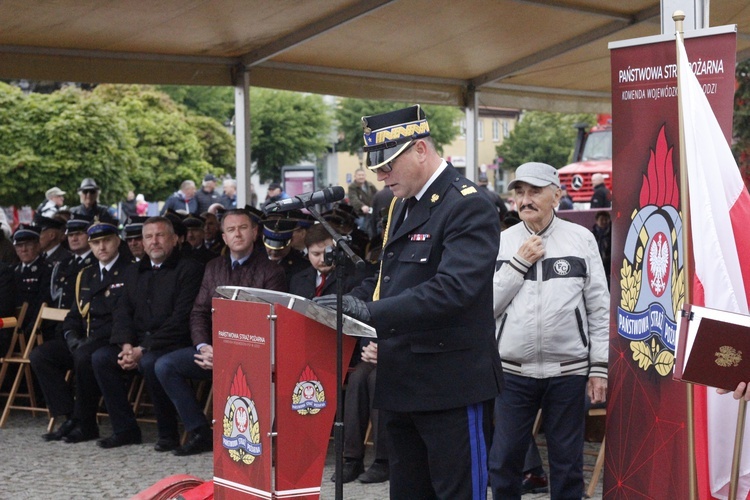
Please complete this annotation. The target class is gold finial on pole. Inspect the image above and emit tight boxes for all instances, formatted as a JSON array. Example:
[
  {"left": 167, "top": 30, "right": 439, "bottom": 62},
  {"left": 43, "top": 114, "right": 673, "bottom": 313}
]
[{"left": 674, "top": 9, "right": 696, "bottom": 499}]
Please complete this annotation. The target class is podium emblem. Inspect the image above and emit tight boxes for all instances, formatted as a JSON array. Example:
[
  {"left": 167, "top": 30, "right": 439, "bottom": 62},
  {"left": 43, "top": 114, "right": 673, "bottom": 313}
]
[
  {"left": 715, "top": 346, "right": 742, "bottom": 368},
  {"left": 292, "top": 365, "right": 327, "bottom": 415},
  {"left": 222, "top": 366, "right": 262, "bottom": 464}
]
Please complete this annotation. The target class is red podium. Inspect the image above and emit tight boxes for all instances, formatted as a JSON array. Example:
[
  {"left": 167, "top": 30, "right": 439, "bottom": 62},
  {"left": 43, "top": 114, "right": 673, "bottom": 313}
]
[{"left": 211, "top": 287, "right": 374, "bottom": 499}]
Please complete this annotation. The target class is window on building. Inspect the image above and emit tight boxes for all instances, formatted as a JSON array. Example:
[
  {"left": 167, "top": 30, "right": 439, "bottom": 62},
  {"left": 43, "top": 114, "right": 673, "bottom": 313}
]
[
  {"left": 477, "top": 120, "right": 483, "bottom": 141},
  {"left": 492, "top": 119, "right": 500, "bottom": 142},
  {"left": 502, "top": 120, "right": 510, "bottom": 138},
  {"left": 458, "top": 119, "right": 466, "bottom": 138}
]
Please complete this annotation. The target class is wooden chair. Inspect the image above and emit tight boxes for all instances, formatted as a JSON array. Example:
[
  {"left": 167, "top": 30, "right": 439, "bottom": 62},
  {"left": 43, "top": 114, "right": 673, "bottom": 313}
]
[
  {"left": 585, "top": 407, "right": 606, "bottom": 498},
  {"left": 0, "top": 303, "right": 68, "bottom": 427},
  {"left": 0, "top": 302, "right": 29, "bottom": 390}
]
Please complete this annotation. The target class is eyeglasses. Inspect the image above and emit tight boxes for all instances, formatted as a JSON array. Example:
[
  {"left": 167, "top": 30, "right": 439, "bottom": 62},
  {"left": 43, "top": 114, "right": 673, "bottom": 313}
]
[
  {"left": 82, "top": 189, "right": 98, "bottom": 195},
  {"left": 374, "top": 142, "right": 415, "bottom": 174}
]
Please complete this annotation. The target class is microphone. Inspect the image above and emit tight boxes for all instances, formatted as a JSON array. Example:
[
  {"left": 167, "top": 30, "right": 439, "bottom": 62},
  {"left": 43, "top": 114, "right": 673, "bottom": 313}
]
[{"left": 264, "top": 186, "right": 346, "bottom": 213}]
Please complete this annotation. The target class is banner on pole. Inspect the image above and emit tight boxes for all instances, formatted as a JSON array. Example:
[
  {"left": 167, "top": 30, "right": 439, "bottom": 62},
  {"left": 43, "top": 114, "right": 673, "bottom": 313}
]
[{"left": 607, "top": 28, "right": 736, "bottom": 498}]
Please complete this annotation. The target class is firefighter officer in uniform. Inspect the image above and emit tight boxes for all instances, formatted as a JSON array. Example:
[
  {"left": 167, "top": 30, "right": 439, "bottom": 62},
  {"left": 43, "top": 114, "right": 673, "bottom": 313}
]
[{"left": 31, "top": 218, "right": 130, "bottom": 443}]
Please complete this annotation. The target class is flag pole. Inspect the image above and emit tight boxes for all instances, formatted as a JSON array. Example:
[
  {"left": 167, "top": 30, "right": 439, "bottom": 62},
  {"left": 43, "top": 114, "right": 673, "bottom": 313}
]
[{"left": 673, "top": 11, "right": 698, "bottom": 499}]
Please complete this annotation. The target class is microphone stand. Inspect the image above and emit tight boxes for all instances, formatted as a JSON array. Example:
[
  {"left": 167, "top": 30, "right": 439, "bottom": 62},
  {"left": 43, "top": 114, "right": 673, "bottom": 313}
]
[{"left": 306, "top": 205, "right": 364, "bottom": 500}]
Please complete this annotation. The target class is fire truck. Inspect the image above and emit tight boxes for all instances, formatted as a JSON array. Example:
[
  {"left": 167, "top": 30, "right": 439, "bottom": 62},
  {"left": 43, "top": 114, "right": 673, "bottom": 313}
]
[{"left": 557, "top": 115, "right": 612, "bottom": 204}]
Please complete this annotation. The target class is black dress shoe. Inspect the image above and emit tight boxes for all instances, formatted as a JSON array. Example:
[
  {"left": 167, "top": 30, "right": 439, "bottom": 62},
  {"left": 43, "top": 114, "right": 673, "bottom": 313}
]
[
  {"left": 42, "top": 419, "right": 77, "bottom": 442},
  {"left": 97, "top": 431, "right": 142, "bottom": 449},
  {"left": 63, "top": 426, "right": 100, "bottom": 443},
  {"left": 330, "top": 460, "right": 364, "bottom": 483},
  {"left": 173, "top": 433, "right": 213, "bottom": 456},
  {"left": 521, "top": 472, "right": 549, "bottom": 494},
  {"left": 154, "top": 438, "right": 180, "bottom": 452},
  {"left": 358, "top": 461, "right": 389, "bottom": 483}
]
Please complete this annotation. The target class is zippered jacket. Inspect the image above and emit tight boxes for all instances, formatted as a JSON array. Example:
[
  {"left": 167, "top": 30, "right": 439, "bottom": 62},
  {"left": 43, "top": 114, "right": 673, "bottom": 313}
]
[{"left": 493, "top": 215, "right": 609, "bottom": 379}]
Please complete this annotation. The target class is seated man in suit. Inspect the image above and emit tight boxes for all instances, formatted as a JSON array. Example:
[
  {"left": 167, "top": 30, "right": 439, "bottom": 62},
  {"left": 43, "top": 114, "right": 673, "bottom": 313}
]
[
  {"left": 155, "top": 208, "right": 287, "bottom": 455},
  {"left": 31, "top": 219, "right": 129, "bottom": 443},
  {"left": 289, "top": 223, "right": 359, "bottom": 299},
  {"left": 92, "top": 216, "right": 204, "bottom": 450}
]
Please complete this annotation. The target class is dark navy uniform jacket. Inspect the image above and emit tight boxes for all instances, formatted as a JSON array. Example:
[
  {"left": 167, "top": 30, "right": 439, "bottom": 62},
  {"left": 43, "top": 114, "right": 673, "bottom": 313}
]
[
  {"left": 351, "top": 164, "right": 504, "bottom": 412},
  {"left": 63, "top": 255, "right": 131, "bottom": 342}
]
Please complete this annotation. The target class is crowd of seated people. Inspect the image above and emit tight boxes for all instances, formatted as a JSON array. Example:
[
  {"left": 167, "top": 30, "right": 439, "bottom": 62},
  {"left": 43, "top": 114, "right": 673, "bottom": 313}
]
[{"left": 0, "top": 176, "right": 389, "bottom": 479}]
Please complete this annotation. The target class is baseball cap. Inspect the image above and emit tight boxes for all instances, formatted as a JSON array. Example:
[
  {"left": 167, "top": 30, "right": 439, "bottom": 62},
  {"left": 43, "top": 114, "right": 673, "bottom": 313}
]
[{"left": 508, "top": 162, "right": 560, "bottom": 190}]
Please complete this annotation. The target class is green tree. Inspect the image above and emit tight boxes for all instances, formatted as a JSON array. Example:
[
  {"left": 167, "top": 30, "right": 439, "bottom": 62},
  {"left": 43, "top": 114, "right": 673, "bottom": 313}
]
[
  {"left": 0, "top": 83, "right": 137, "bottom": 206},
  {"left": 157, "top": 85, "right": 234, "bottom": 124},
  {"left": 496, "top": 111, "right": 596, "bottom": 171},
  {"left": 335, "top": 99, "right": 461, "bottom": 155},
  {"left": 93, "top": 84, "right": 221, "bottom": 201},
  {"left": 249, "top": 88, "right": 331, "bottom": 182}
]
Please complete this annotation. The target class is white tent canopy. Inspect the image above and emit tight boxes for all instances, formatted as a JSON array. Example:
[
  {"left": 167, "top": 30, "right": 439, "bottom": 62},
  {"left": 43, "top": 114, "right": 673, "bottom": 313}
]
[{"left": 2, "top": 1, "right": 748, "bottom": 114}]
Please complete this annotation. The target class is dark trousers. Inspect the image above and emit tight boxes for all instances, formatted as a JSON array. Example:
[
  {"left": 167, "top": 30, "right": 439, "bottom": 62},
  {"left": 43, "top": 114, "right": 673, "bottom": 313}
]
[
  {"left": 92, "top": 344, "right": 180, "bottom": 440},
  {"left": 384, "top": 400, "right": 493, "bottom": 500},
  {"left": 489, "top": 374, "right": 587, "bottom": 500},
  {"left": 343, "top": 362, "right": 388, "bottom": 462},
  {"left": 154, "top": 346, "right": 211, "bottom": 434},
  {"left": 30, "top": 337, "right": 108, "bottom": 428}
]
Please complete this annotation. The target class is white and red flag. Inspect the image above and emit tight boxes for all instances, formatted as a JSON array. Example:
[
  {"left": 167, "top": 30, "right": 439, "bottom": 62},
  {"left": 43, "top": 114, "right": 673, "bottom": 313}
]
[{"left": 678, "top": 35, "right": 750, "bottom": 499}]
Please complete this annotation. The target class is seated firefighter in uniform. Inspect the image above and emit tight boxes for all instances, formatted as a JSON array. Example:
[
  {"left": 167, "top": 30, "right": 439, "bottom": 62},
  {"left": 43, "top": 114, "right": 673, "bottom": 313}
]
[
  {"left": 91, "top": 216, "right": 204, "bottom": 450},
  {"left": 262, "top": 215, "right": 310, "bottom": 286},
  {"left": 155, "top": 208, "right": 286, "bottom": 456},
  {"left": 31, "top": 218, "right": 130, "bottom": 443}
]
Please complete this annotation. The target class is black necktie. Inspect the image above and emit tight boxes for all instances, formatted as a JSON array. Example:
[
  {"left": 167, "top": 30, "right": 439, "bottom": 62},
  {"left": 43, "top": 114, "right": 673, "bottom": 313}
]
[
  {"left": 232, "top": 260, "right": 240, "bottom": 270},
  {"left": 393, "top": 197, "right": 417, "bottom": 233},
  {"left": 101, "top": 268, "right": 108, "bottom": 282}
]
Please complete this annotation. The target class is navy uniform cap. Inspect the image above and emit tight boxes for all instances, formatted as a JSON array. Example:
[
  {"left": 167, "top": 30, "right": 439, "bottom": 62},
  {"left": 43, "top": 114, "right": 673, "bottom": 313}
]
[
  {"left": 362, "top": 104, "right": 430, "bottom": 170},
  {"left": 123, "top": 216, "right": 148, "bottom": 240},
  {"left": 286, "top": 209, "right": 315, "bottom": 229},
  {"left": 87, "top": 218, "right": 119, "bottom": 241},
  {"left": 183, "top": 214, "right": 206, "bottom": 229},
  {"left": 244, "top": 205, "right": 264, "bottom": 226},
  {"left": 262, "top": 217, "right": 297, "bottom": 250},
  {"left": 66, "top": 213, "right": 94, "bottom": 234},
  {"left": 33, "top": 214, "right": 66, "bottom": 231},
  {"left": 164, "top": 210, "right": 187, "bottom": 237},
  {"left": 13, "top": 224, "right": 41, "bottom": 244}
]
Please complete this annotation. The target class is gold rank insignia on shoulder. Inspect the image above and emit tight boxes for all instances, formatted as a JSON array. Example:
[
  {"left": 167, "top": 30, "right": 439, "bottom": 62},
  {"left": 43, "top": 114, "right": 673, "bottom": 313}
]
[
  {"left": 431, "top": 194, "right": 439, "bottom": 203},
  {"left": 461, "top": 186, "right": 477, "bottom": 196}
]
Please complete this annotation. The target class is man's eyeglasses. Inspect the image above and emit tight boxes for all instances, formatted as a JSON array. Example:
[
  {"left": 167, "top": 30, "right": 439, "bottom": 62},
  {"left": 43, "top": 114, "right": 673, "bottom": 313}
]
[
  {"left": 373, "top": 142, "right": 415, "bottom": 174},
  {"left": 82, "top": 189, "right": 98, "bottom": 195}
]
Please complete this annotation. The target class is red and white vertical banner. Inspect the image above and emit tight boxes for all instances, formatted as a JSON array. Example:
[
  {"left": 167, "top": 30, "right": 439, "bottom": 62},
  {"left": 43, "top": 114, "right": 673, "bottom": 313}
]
[{"left": 607, "top": 28, "right": 736, "bottom": 498}]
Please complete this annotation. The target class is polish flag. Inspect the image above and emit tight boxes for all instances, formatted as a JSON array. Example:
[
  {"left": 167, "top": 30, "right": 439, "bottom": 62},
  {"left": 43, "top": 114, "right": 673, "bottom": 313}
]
[{"left": 678, "top": 35, "right": 750, "bottom": 499}]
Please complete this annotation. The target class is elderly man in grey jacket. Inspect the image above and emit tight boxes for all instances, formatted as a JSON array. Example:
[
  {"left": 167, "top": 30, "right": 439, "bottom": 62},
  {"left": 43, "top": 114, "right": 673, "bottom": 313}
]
[{"left": 489, "top": 162, "right": 609, "bottom": 500}]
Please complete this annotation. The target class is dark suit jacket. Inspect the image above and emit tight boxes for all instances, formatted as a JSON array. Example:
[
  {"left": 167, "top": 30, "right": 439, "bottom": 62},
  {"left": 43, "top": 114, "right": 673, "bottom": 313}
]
[
  {"left": 289, "top": 264, "right": 360, "bottom": 300},
  {"left": 112, "top": 248, "right": 204, "bottom": 351},
  {"left": 351, "top": 164, "right": 503, "bottom": 412},
  {"left": 190, "top": 250, "right": 287, "bottom": 346}
]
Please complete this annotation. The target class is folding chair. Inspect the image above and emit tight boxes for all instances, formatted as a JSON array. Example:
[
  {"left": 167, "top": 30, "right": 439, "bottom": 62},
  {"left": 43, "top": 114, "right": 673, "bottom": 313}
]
[
  {"left": 0, "top": 302, "right": 29, "bottom": 384},
  {"left": 0, "top": 303, "right": 68, "bottom": 427},
  {"left": 585, "top": 407, "right": 606, "bottom": 498}
]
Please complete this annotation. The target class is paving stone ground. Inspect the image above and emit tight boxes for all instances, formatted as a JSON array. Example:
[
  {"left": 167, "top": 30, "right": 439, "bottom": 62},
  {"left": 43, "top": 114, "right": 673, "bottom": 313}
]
[{"left": 0, "top": 413, "right": 602, "bottom": 499}]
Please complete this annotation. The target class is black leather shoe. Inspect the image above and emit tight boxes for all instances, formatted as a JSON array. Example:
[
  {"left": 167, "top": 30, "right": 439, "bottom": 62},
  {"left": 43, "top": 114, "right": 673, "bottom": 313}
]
[
  {"left": 521, "top": 472, "right": 549, "bottom": 494},
  {"left": 42, "top": 419, "right": 77, "bottom": 442},
  {"left": 173, "top": 433, "right": 213, "bottom": 456},
  {"left": 63, "top": 426, "right": 100, "bottom": 443},
  {"left": 97, "top": 431, "right": 142, "bottom": 449},
  {"left": 154, "top": 438, "right": 180, "bottom": 452},
  {"left": 330, "top": 460, "right": 364, "bottom": 483},
  {"left": 358, "top": 461, "right": 389, "bottom": 483}
]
